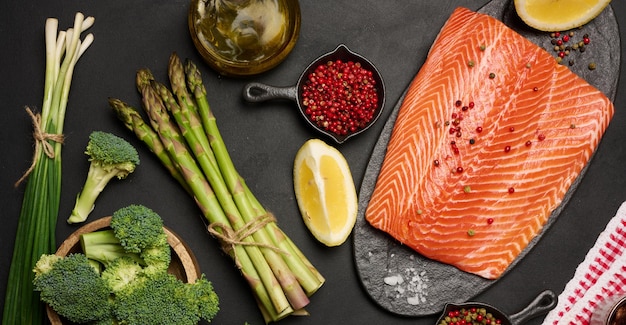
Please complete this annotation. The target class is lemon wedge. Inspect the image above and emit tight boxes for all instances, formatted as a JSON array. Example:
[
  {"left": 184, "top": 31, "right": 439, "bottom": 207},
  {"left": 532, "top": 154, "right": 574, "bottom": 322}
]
[
  {"left": 514, "top": 0, "right": 611, "bottom": 32},
  {"left": 293, "top": 139, "right": 358, "bottom": 247}
]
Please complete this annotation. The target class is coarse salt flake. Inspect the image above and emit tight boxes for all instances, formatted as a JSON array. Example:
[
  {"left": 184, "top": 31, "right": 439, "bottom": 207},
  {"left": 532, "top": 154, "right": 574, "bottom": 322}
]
[
  {"left": 384, "top": 274, "right": 404, "bottom": 286},
  {"left": 382, "top": 267, "right": 429, "bottom": 304}
]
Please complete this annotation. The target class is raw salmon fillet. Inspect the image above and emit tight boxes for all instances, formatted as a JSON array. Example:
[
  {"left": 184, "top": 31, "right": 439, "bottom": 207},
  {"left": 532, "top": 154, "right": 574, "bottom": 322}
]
[{"left": 365, "top": 7, "right": 614, "bottom": 280}]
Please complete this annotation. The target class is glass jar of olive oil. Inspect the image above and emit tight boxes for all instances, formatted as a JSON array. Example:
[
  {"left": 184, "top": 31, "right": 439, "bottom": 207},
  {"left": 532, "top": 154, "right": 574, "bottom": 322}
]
[{"left": 188, "top": 0, "right": 301, "bottom": 76}]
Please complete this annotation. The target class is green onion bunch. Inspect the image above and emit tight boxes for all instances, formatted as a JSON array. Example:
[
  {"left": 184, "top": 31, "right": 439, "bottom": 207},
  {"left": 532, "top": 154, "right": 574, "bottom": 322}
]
[{"left": 3, "top": 13, "right": 94, "bottom": 324}]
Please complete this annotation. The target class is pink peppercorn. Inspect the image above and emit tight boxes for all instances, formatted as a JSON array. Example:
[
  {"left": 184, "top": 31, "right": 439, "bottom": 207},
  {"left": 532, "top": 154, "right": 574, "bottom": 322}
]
[{"left": 301, "top": 60, "right": 379, "bottom": 136}]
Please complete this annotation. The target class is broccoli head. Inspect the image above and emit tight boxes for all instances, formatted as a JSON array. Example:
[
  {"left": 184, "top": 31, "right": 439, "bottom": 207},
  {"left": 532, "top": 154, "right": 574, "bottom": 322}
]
[
  {"left": 112, "top": 272, "right": 219, "bottom": 325},
  {"left": 111, "top": 204, "right": 171, "bottom": 275},
  {"left": 38, "top": 204, "right": 220, "bottom": 324},
  {"left": 68, "top": 131, "right": 140, "bottom": 224},
  {"left": 33, "top": 253, "right": 113, "bottom": 323},
  {"left": 110, "top": 204, "right": 166, "bottom": 253},
  {"left": 186, "top": 274, "right": 220, "bottom": 321},
  {"left": 80, "top": 204, "right": 171, "bottom": 275}
]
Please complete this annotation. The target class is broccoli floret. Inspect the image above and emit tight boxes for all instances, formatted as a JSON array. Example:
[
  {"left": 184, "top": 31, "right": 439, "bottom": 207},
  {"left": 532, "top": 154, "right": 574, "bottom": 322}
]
[
  {"left": 43, "top": 204, "right": 219, "bottom": 324},
  {"left": 86, "top": 318, "right": 117, "bottom": 325},
  {"left": 111, "top": 205, "right": 172, "bottom": 275},
  {"left": 33, "top": 254, "right": 62, "bottom": 276},
  {"left": 80, "top": 229, "right": 144, "bottom": 267},
  {"left": 100, "top": 256, "right": 143, "bottom": 293},
  {"left": 80, "top": 205, "right": 171, "bottom": 275},
  {"left": 187, "top": 274, "right": 220, "bottom": 321},
  {"left": 110, "top": 204, "right": 166, "bottom": 253},
  {"left": 87, "top": 258, "right": 104, "bottom": 274},
  {"left": 140, "top": 242, "right": 171, "bottom": 276},
  {"left": 33, "top": 253, "right": 113, "bottom": 323},
  {"left": 112, "top": 272, "right": 219, "bottom": 325},
  {"left": 68, "top": 131, "right": 140, "bottom": 224}
]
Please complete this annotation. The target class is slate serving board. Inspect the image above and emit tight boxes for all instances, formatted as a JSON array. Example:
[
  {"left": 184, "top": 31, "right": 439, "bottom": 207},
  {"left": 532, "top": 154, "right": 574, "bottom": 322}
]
[{"left": 353, "top": 0, "right": 620, "bottom": 317}]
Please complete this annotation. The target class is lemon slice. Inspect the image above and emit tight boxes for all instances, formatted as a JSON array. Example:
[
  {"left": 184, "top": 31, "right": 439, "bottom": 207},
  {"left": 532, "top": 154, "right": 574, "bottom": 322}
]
[
  {"left": 293, "top": 139, "right": 358, "bottom": 247},
  {"left": 514, "top": 0, "right": 611, "bottom": 32}
]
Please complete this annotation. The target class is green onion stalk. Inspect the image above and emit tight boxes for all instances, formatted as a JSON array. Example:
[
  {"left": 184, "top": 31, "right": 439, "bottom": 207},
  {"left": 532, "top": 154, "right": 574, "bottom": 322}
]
[
  {"left": 3, "top": 13, "right": 94, "bottom": 324},
  {"left": 109, "top": 53, "right": 324, "bottom": 323}
]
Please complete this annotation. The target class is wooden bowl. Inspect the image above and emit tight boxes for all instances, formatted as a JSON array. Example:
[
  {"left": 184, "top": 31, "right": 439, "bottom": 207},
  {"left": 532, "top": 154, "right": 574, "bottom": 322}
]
[{"left": 47, "top": 216, "right": 201, "bottom": 325}]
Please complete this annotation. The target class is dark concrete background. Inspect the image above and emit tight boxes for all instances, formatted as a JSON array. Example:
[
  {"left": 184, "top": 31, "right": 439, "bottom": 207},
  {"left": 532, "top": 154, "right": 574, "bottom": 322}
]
[{"left": 1, "top": 1, "right": 625, "bottom": 324}]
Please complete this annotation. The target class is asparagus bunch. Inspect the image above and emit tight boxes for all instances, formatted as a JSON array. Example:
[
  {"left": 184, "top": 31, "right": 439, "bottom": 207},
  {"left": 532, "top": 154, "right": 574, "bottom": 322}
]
[{"left": 108, "top": 53, "right": 324, "bottom": 323}]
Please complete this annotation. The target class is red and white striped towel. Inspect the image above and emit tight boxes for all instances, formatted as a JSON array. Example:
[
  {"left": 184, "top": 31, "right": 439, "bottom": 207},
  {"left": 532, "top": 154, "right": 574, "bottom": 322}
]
[{"left": 542, "top": 201, "right": 626, "bottom": 325}]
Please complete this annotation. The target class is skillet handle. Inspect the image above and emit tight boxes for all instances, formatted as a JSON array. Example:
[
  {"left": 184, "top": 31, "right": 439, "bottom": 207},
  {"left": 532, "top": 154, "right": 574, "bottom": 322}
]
[
  {"left": 509, "top": 290, "right": 557, "bottom": 325},
  {"left": 242, "top": 82, "right": 298, "bottom": 103}
]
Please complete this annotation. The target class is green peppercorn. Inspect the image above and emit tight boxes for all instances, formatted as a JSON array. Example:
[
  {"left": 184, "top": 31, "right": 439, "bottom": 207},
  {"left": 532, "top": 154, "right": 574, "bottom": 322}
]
[
  {"left": 588, "top": 62, "right": 597, "bottom": 70},
  {"left": 489, "top": 72, "right": 495, "bottom": 79}
]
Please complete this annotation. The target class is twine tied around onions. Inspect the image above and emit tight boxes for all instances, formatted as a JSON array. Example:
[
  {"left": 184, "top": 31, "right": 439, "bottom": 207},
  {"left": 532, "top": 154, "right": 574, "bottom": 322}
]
[{"left": 14, "top": 106, "right": 65, "bottom": 187}]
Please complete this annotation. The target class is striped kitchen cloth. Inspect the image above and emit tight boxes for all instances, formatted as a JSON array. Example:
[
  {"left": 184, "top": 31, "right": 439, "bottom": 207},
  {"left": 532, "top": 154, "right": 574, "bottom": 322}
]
[{"left": 542, "top": 201, "right": 626, "bottom": 325}]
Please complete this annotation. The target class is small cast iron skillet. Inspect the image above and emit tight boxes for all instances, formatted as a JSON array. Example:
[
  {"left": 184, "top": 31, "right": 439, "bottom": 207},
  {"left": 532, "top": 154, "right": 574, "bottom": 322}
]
[
  {"left": 242, "top": 44, "right": 386, "bottom": 144},
  {"left": 435, "top": 290, "right": 557, "bottom": 325}
]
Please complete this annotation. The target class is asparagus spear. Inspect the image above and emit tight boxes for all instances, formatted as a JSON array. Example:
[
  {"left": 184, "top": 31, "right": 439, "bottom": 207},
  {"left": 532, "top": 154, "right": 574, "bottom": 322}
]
[
  {"left": 183, "top": 57, "right": 325, "bottom": 295},
  {"left": 108, "top": 98, "right": 190, "bottom": 193},
  {"left": 151, "top": 79, "right": 212, "bottom": 164}
]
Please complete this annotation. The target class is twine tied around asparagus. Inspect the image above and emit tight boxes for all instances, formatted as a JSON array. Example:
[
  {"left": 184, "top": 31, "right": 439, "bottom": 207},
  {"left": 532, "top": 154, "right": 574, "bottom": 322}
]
[
  {"left": 14, "top": 106, "right": 65, "bottom": 187},
  {"left": 207, "top": 212, "right": 287, "bottom": 262}
]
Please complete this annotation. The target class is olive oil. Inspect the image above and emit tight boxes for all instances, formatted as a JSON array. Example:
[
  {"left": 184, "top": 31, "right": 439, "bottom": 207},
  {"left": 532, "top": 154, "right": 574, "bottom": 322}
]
[{"left": 190, "top": 0, "right": 300, "bottom": 76}]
